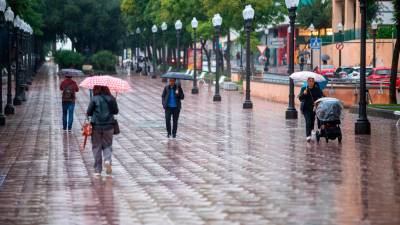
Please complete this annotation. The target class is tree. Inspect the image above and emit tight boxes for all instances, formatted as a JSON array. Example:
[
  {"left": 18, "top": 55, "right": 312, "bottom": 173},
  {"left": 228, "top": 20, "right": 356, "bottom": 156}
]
[
  {"left": 297, "top": 0, "right": 332, "bottom": 34},
  {"left": 389, "top": 0, "right": 400, "bottom": 103}
]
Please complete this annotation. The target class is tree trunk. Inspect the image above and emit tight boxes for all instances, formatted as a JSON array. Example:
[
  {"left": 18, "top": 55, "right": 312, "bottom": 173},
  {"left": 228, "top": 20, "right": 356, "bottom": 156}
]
[
  {"left": 225, "top": 29, "right": 232, "bottom": 77},
  {"left": 390, "top": 22, "right": 400, "bottom": 103},
  {"left": 201, "top": 40, "right": 211, "bottom": 73}
]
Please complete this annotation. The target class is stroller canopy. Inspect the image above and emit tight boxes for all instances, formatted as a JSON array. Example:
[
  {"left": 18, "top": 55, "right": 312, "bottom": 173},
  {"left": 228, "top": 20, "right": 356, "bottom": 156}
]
[{"left": 315, "top": 98, "right": 343, "bottom": 122}]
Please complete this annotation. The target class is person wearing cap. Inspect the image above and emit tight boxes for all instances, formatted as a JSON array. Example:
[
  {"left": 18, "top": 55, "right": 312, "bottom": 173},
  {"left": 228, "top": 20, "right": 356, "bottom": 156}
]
[{"left": 60, "top": 75, "right": 79, "bottom": 132}]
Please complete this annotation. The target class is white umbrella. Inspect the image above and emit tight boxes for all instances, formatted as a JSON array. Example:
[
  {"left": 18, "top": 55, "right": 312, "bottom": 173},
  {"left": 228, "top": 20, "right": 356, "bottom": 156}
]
[{"left": 289, "top": 71, "right": 326, "bottom": 82}]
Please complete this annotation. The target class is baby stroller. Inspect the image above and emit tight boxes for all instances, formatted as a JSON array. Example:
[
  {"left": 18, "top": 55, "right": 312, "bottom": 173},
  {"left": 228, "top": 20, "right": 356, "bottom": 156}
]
[{"left": 315, "top": 97, "right": 343, "bottom": 143}]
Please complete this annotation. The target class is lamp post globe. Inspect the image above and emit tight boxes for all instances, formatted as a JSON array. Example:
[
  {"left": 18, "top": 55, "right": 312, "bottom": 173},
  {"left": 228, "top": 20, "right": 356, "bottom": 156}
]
[
  {"left": 284, "top": 0, "right": 299, "bottom": 119},
  {"left": 0, "top": 0, "right": 6, "bottom": 13},
  {"left": 191, "top": 17, "right": 199, "bottom": 94},
  {"left": 212, "top": 14, "right": 222, "bottom": 102},
  {"left": 175, "top": 20, "right": 182, "bottom": 69},
  {"left": 242, "top": 5, "right": 255, "bottom": 109}
]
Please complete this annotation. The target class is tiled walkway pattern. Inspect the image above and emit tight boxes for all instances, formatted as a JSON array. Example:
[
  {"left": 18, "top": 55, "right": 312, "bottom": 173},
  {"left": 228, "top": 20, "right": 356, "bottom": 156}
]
[{"left": 0, "top": 64, "right": 399, "bottom": 225}]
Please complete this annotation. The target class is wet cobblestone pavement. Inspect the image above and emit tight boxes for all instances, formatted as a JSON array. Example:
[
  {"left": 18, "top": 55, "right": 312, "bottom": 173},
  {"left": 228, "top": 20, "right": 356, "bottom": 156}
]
[{"left": 0, "top": 64, "right": 399, "bottom": 225}]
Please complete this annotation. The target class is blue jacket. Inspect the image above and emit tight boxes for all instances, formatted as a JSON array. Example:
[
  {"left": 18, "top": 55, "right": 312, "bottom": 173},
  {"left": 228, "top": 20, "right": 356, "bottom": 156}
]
[{"left": 162, "top": 84, "right": 184, "bottom": 110}]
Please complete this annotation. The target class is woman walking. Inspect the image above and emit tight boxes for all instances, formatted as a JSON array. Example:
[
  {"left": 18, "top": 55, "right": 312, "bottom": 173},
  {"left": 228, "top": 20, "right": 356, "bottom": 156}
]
[
  {"left": 299, "top": 77, "right": 323, "bottom": 142},
  {"left": 87, "top": 86, "right": 119, "bottom": 176}
]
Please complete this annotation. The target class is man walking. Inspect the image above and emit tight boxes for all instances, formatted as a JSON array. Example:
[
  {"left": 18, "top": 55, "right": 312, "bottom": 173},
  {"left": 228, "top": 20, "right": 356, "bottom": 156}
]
[
  {"left": 60, "top": 75, "right": 79, "bottom": 132},
  {"left": 162, "top": 78, "right": 184, "bottom": 138}
]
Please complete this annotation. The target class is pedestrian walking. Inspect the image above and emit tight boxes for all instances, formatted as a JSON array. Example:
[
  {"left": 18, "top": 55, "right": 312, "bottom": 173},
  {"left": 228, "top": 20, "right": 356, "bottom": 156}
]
[
  {"left": 162, "top": 78, "right": 184, "bottom": 138},
  {"left": 298, "top": 77, "right": 323, "bottom": 142},
  {"left": 299, "top": 55, "right": 305, "bottom": 71},
  {"left": 60, "top": 75, "right": 79, "bottom": 132},
  {"left": 87, "top": 85, "right": 119, "bottom": 176}
]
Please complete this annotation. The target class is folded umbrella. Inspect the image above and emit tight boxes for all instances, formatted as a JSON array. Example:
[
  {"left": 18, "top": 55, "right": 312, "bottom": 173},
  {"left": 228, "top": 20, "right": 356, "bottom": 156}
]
[
  {"left": 161, "top": 72, "right": 193, "bottom": 80},
  {"left": 290, "top": 71, "right": 326, "bottom": 82},
  {"left": 79, "top": 75, "right": 132, "bottom": 93}
]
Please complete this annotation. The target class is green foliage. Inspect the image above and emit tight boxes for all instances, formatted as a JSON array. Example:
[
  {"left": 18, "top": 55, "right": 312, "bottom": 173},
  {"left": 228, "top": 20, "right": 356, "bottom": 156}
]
[
  {"left": 376, "top": 25, "right": 397, "bottom": 39},
  {"left": 54, "top": 50, "right": 84, "bottom": 69},
  {"left": 297, "top": 0, "right": 332, "bottom": 31},
  {"left": 91, "top": 51, "right": 118, "bottom": 72}
]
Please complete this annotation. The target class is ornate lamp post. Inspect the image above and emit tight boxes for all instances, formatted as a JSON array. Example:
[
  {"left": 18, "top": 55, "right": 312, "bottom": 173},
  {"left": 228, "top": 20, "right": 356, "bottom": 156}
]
[
  {"left": 264, "top": 28, "right": 269, "bottom": 72},
  {"left": 243, "top": 5, "right": 255, "bottom": 109},
  {"left": 13, "top": 16, "right": 24, "bottom": 105},
  {"left": 0, "top": 0, "right": 6, "bottom": 125},
  {"left": 371, "top": 21, "right": 378, "bottom": 68},
  {"left": 337, "top": 22, "right": 343, "bottom": 68},
  {"left": 355, "top": 0, "right": 371, "bottom": 135},
  {"left": 161, "top": 22, "right": 168, "bottom": 73},
  {"left": 4, "top": 7, "right": 14, "bottom": 115},
  {"left": 175, "top": 20, "right": 182, "bottom": 70},
  {"left": 191, "top": 17, "right": 199, "bottom": 94},
  {"left": 151, "top": 25, "right": 158, "bottom": 79},
  {"left": 285, "top": 0, "right": 299, "bottom": 119},
  {"left": 308, "top": 23, "right": 315, "bottom": 70},
  {"left": 136, "top": 27, "right": 140, "bottom": 73},
  {"left": 212, "top": 13, "right": 222, "bottom": 102}
]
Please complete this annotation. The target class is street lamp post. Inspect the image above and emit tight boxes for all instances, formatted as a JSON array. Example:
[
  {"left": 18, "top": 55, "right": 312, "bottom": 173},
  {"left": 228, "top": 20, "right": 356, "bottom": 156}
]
[
  {"left": 4, "top": 7, "right": 14, "bottom": 115},
  {"left": 212, "top": 14, "right": 222, "bottom": 102},
  {"left": 136, "top": 28, "right": 140, "bottom": 73},
  {"left": 285, "top": 0, "right": 299, "bottom": 119},
  {"left": 13, "top": 16, "right": 24, "bottom": 105},
  {"left": 0, "top": 0, "right": 7, "bottom": 125},
  {"left": 337, "top": 22, "right": 343, "bottom": 68},
  {"left": 191, "top": 17, "right": 199, "bottom": 94},
  {"left": 355, "top": 0, "right": 371, "bottom": 135},
  {"left": 371, "top": 21, "right": 378, "bottom": 68},
  {"left": 243, "top": 5, "right": 255, "bottom": 109},
  {"left": 151, "top": 25, "right": 158, "bottom": 79},
  {"left": 308, "top": 23, "right": 314, "bottom": 70},
  {"left": 161, "top": 22, "right": 168, "bottom": 73},
  {"left": 175, "top": 20, "right": 182, "bottom": 70},
  {"left": 264, "top": 28, "right": 269, "bottom": 72}
]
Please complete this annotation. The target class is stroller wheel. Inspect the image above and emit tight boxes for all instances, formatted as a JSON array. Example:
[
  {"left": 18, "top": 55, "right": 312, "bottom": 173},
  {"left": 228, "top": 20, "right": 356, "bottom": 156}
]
[{"left": 338, "top": 136, "right": 342, "bottom": 143}]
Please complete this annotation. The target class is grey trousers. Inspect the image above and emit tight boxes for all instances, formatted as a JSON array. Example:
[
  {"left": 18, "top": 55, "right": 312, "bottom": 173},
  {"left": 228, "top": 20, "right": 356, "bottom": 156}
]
[{"left": 91, "top": 128, "right": 114, "bottom": 173}]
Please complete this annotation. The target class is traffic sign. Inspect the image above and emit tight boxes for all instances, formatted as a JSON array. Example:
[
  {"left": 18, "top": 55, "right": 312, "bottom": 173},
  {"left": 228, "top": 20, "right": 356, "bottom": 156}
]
[
  {"left": 257, "top": 45, "right": 267, "bottom": 54},
  {"left": 267, "top": 38, "right": 285, "bottom": 49},
  {"left": 310, "top": 38, "right": 321, "bottom": 49},
  {"left": 336, "top": 42, "right": 344, "bottom": 50}
]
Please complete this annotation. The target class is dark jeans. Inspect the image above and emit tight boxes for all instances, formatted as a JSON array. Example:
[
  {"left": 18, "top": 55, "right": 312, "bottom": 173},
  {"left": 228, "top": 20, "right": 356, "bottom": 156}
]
[
  {"left": 62, "top": 102, "right": 75, "bottom": 130},
  {"left": 165, "top": 107, "right": 180, "bottom": 136},
  {"left": 303, "top": 109, "right": 316, "bottom": 137}
]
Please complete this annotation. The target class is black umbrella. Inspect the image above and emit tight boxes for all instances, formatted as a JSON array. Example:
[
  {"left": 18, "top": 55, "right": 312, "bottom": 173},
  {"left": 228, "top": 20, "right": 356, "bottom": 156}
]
[
  {"left": 161, "top": 72, "right": 193, "bottom": 80},
  {"left": 58, "top": 69, "right": 85, "bottom": 77}
]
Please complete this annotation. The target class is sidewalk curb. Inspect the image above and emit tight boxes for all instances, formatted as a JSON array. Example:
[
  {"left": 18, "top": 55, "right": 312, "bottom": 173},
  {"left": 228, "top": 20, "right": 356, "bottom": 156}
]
[{"left": 349, "top": 105, "right": 399, "bottom": 120}]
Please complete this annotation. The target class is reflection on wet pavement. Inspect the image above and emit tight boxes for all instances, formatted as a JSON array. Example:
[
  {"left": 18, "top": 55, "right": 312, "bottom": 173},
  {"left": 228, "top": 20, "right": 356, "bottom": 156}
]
[{"left": 0, "top": 64, "right": 399, "bottom": 225}]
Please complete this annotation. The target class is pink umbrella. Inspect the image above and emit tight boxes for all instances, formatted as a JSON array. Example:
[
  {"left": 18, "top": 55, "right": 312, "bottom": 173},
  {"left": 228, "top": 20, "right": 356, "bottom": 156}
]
[{"left": 79, "top": 75, "right": 132, "bottom": 93}]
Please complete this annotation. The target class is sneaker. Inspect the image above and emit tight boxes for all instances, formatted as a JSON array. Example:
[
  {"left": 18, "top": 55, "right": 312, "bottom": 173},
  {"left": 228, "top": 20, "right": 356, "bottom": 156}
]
[
  {"left": 68, "top": 130, "right": 73, "bottom": 134},
  {"left": 306, "top": 136, "right": 312, "bottom": 142},
  {"left": 104, "top": 161, "right": 112, "bottom": 175},
  {"left": 172, "top": 134, "right": 176, "bottom": 138},
  {"left": 94, "top": 172, "right": 101, "bottom": 177},
  {"left": 167, "top": 134, "right": 171, "bottom": 138}
]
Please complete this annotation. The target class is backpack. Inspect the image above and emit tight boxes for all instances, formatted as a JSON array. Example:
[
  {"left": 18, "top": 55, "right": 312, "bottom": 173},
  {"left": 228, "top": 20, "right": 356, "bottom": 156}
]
[{"left": 62, "top": 84, "right": 75, "bottom": 101}]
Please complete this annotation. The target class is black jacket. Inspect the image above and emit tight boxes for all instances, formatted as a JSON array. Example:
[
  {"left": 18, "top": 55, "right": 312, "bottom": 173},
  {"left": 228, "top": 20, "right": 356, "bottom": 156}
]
[
  {"left": 162, "top": 84, "right": 184, "bottom": 110},
  {"left": 298, "top": 85, "right": 323, "bottom": 112},
  {"left": 87, "top": 94, "right": 119, "bottom": 129}
]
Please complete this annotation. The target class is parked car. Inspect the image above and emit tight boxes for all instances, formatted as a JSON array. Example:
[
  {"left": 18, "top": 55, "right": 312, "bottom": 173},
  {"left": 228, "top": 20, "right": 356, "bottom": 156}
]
[
  {"left": 335, "top": 67, "right": 354, "bottom": 79},
  {"left": 367, "top": 67, "right": 400, "bottom": 87},
  {"left": 347, "top": 66, "right": 373, "bottom": 80},
  {"left": 320, "top": 65, "right": 336, "bottom": 78}
]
